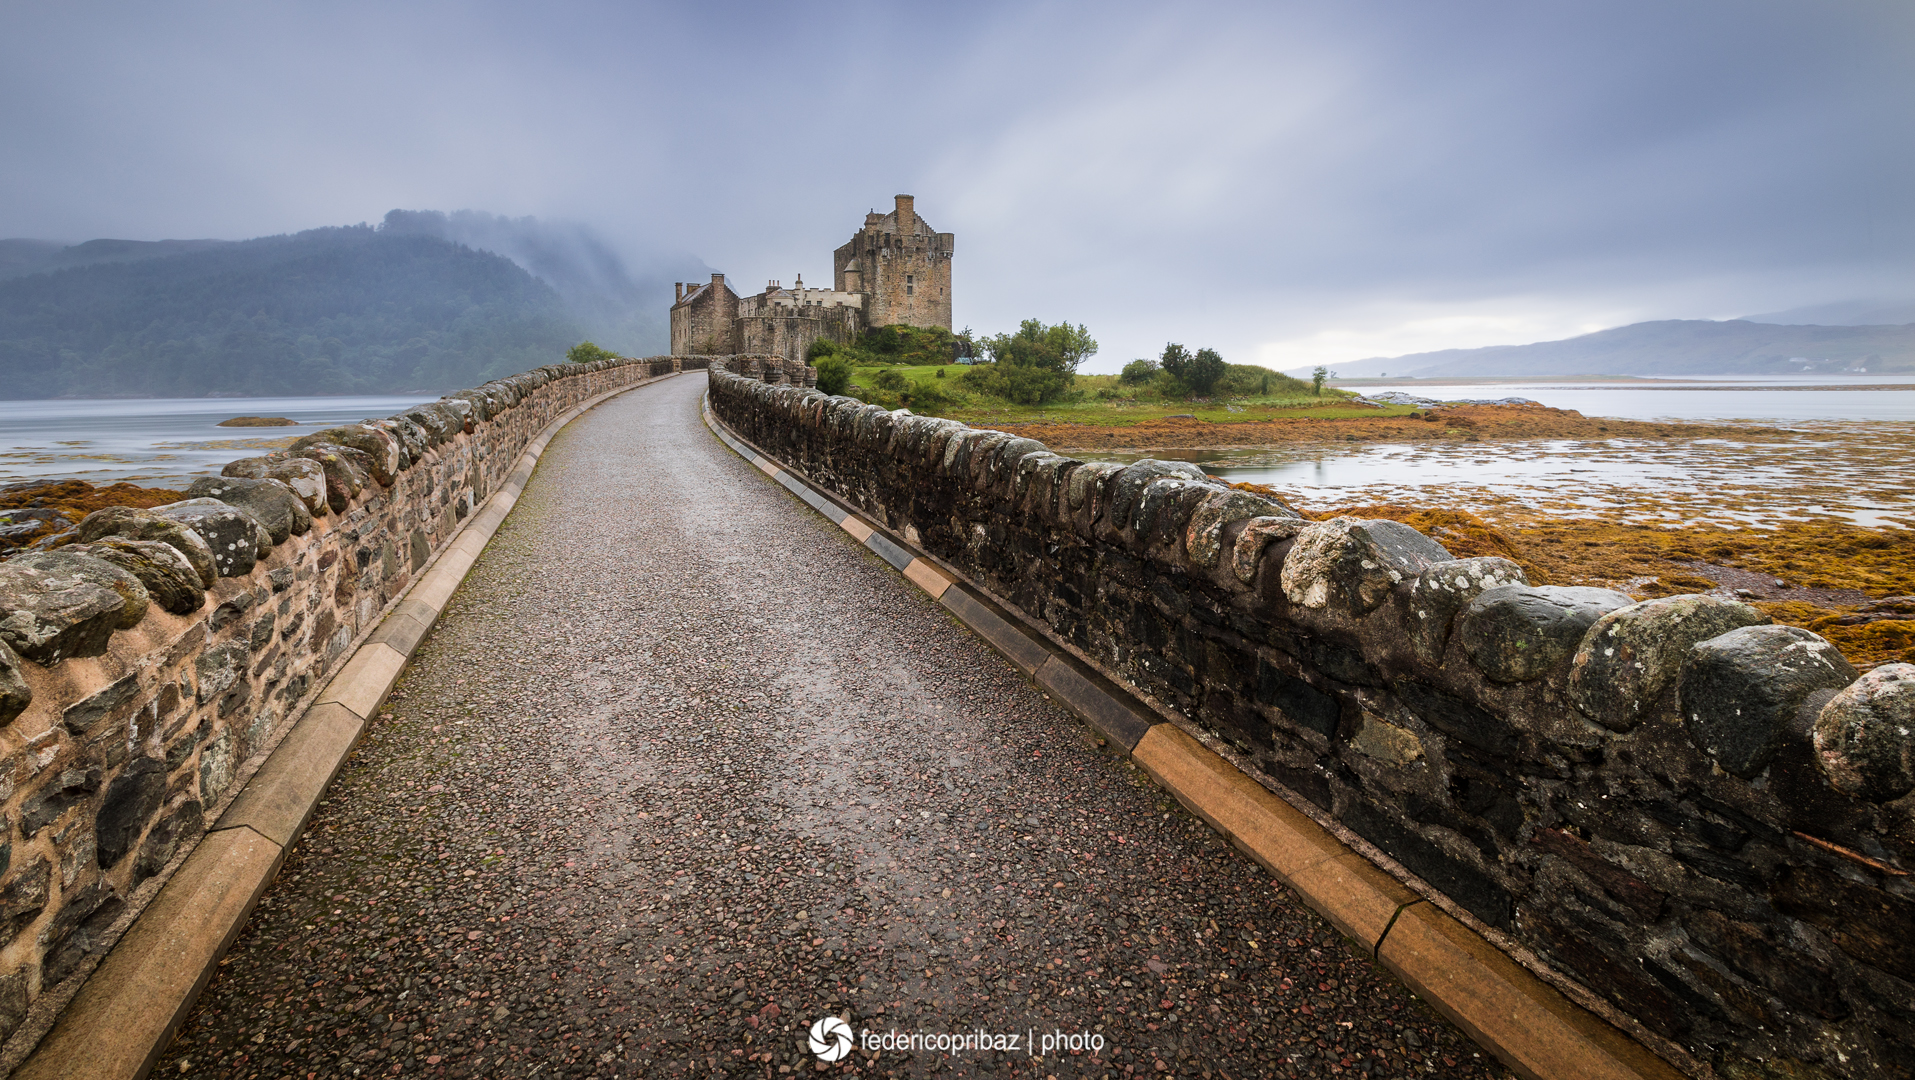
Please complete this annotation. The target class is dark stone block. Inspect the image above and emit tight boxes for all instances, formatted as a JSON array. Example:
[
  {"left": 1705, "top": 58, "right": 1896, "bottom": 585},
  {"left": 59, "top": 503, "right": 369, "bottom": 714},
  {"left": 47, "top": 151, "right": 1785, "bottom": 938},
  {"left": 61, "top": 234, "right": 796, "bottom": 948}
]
[
  {"left": 1395, "top": 680, "right": 1517, "bottom": 756},
  {"left": 96, "top": 756, "right": 166, "bottom": 869},
  {"left": 0, "top": 858, "right": 50, "bottom": 941},
  {"left": 61, "top": 673, "right": 139, "bottom": 736},
  {"left": 21, "top": 767, "right": 101, "bottom": 836},
  {"left": 1680, "top": 625, "right": 1857, "bottom": 778},
  {"left": 1773, "top": 867, "right": 1915, "bottom": 983},
  {"left": 1254, "top": 660, "right": 1338, "bottom": 739},
  {"left": 1686, "top": 909, "right": 1849, "bottom": 1020},
  {"left": 1531, "top": 828, "right": 1666, "bottom": 920},
  {"left": 41, "top": 880, "right": 125, "bottom": 987},
  {"left": 1339, "top": 798, "right": 1513, "bottom": 928},
  {"left": 1528, "top": 907, "right": 1688, "bottom": 1039}
]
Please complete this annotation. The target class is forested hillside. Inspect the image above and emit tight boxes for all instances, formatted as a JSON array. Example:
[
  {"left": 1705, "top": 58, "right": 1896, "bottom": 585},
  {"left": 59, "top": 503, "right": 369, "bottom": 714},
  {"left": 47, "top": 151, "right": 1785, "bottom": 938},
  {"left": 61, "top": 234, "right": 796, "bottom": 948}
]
[{"left": 0, "top": 224, "right": 595, "bottom": 397}]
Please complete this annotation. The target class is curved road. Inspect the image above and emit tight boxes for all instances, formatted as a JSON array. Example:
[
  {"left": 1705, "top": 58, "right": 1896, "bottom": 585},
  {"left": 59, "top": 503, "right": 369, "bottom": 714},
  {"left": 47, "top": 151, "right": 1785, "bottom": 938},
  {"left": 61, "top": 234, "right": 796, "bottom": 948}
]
[{"left": 155, "top": 373, "right": 1504, "bottom": 1078}]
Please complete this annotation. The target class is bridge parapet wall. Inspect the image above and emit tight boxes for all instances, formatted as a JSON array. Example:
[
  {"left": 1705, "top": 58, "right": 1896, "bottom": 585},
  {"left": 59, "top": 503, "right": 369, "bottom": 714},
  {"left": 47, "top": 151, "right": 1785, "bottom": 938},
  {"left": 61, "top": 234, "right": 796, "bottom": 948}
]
[
  {"left": 708, "top": 367, "right": 1915, "bottom": 1079},
  {"left": 0, "top": 356, "right": 676, "bottom": 1037}
]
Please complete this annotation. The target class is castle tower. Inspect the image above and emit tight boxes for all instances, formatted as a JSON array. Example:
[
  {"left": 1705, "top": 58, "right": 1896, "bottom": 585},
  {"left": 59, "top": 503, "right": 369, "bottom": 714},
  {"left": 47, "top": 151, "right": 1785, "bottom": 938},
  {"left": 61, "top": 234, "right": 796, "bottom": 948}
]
[
  {"left": 833, "top": 194, "right": 953, "bottom": 331},
  {"left": 669, "top": 272, "right": 739, "bottom": 356}
]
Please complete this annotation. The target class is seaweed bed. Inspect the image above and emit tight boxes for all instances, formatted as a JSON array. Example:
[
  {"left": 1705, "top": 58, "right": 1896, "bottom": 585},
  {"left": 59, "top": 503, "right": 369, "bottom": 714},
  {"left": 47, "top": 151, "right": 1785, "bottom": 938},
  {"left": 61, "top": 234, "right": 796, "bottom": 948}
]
[{"left": 0, "top": 479, "right": 185, "bottom": 551}]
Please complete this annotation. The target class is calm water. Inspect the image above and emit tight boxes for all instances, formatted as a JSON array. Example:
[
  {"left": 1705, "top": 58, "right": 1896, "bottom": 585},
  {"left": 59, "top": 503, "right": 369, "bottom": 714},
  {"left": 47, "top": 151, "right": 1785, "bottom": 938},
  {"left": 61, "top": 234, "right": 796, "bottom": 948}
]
[
  {"left": 1080, "top": 376, "right": 1915, "bottom": 528},
  {"left": 0, "top": 395, "right": 436, "bottom": 487},
  {"left": 1348, "top": 375, "right": 1915, "bottom": 422}
]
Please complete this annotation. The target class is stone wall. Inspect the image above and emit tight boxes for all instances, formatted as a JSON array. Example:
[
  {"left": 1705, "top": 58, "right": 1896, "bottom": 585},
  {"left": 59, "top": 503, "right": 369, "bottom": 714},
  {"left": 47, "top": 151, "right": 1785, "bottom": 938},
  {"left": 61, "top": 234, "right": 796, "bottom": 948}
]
[
  {"left": 0, "top": 356, "right": 676, "bottom": 1039},
  {"left": 708, "top": 368, "right": 1915, "bottom": 1080}
]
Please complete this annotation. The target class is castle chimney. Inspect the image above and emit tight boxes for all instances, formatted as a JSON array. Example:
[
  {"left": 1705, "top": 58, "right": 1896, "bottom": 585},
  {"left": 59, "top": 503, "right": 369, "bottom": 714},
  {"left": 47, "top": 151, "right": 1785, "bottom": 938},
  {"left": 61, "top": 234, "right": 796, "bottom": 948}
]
[
  {"left": 674, "top": 283, "right": 684, "bottom": 301},
  {"left": 711, "top": 272, "right": 725, "bottom": 288},
  {"left": 894, "top": 194, "right": 914, "bottom": 224}
]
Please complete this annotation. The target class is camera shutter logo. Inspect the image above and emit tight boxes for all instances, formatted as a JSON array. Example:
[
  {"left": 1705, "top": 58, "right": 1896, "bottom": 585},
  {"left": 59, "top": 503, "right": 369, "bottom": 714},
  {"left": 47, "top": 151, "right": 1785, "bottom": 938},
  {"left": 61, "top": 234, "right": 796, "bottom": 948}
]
[{"left": 808, "top": 1016, "right": 854, "bottom": 1062}]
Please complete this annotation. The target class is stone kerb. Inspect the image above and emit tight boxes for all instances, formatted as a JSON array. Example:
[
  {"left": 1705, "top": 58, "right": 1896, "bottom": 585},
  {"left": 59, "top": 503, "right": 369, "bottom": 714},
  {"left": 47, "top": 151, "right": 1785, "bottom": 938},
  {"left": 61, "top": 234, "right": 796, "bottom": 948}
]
[
  {"left": 0, "top": 355, "right": 674, "bottom": 1050},
  {"left": 705, "top": 367, "right": 1915, "bottom": 1080}
]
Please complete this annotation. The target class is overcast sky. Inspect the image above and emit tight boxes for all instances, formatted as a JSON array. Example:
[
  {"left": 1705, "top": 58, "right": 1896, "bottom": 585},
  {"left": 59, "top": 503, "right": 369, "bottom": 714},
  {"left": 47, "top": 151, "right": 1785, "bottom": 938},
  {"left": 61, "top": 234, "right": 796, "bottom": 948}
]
[{"left": 4, "top": 0, "right": 1911, "bottom": 372}]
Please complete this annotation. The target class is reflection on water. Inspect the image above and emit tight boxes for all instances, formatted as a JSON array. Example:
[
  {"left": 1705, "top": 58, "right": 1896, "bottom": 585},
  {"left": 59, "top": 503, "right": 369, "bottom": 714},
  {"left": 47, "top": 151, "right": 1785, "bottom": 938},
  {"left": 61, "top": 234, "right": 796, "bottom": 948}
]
[
  {"left": 1081, "top": 429, "right": 1915, "bottom": 531},
  {"left": 0, "top": 395, "right": 437, "bottom": 487}
]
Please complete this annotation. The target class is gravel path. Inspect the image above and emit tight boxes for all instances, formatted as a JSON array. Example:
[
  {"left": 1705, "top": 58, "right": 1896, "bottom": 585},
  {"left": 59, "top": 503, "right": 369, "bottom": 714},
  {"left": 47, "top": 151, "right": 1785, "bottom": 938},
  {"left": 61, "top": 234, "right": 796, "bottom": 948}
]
[{"left": 153, "top": 374, "right": 1506, "bottom": 1079}]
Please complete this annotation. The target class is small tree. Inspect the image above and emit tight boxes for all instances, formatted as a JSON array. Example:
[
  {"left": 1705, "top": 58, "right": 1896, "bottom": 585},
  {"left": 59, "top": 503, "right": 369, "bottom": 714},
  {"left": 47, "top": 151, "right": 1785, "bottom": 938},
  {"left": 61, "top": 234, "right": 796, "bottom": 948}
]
[
  {"left": 815, "top": 355, "right": 853, "bottom": 395},
  {"left": 567, "top": 341, "right": 617, "bottom": 364},
  {"left": 1161, "top": 343, "right": 1225, "bottom": 397},
  {"left": 1312, "top": 366, "right": 1329, "bottom": 396},
  {"left": 1120, "top": 358, "right": 1160, "bottom": 385}
]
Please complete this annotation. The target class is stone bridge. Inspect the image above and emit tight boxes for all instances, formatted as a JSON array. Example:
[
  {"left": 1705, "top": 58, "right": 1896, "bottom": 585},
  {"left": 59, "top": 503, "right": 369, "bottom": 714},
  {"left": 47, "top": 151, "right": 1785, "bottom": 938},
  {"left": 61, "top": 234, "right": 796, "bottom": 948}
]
[{"left": 0, "top": 359, "right": 1908, "bottom": 1080}]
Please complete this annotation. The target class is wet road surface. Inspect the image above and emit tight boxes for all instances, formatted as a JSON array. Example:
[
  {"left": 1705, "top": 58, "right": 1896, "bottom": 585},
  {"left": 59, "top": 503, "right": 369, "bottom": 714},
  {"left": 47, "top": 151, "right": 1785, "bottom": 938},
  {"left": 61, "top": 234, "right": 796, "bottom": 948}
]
[{"left": 154, "top": 373, "right": 1506, "bottom": 1078}]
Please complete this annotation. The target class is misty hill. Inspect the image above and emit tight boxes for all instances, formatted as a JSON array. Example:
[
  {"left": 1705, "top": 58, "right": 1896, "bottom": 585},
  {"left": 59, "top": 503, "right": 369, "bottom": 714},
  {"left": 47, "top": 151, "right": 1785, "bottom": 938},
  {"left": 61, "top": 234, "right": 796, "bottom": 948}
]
[
  {"left": 1299, "top": 319, "right": 1915, "bottom": 379},
  {"left": 377, "top": 210, "right": 708, "bottom": 356},
  {"left": 0, "top": 237, "right": 232, "bottom": 281},
  {"left": 0, "top": 225, "right": 584, "bottom": 397}
]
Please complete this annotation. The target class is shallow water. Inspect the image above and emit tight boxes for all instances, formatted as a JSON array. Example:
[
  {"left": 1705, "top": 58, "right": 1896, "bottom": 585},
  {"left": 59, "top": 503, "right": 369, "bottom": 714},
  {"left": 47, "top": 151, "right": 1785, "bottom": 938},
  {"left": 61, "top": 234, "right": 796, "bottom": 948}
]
[
  {"left": 1351, "top": 374, "right": 1915, "bottom": 422},
  {"left": 1084, "top": 428, "right": 1915, "bottom": 530},
  {"left": 0, "top": 395, "right": 436, "bottom": 487}
]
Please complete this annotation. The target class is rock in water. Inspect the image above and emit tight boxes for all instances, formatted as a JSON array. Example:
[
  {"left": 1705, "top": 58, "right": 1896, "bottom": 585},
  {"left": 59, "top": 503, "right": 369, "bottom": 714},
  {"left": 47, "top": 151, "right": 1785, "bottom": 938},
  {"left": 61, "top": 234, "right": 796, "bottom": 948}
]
[{"left": 215, "top": 416, "right": 297, "bottom": 427}]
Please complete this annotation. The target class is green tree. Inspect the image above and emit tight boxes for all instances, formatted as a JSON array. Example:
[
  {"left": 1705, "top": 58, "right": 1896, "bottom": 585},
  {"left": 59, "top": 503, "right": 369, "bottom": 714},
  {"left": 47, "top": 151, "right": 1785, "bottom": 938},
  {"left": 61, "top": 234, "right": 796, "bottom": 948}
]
[
  {"left": 1160, "top": 343, "right": 1226, "bottom": 397},
  {"left": 567, "top": 341, "right": 617, "bottom": 363},
  {"left": 1312, "top": 366, "right": 1329, "bottom": 396},
  {"left": 1120, "top": 358, "right": 1160, "bottom": 384},
  {"left": 814, "top": 355, "right": 853, "bottom": 395},
  {"left": 984, "top": 319, "right": 1097, "bottom": 374}
]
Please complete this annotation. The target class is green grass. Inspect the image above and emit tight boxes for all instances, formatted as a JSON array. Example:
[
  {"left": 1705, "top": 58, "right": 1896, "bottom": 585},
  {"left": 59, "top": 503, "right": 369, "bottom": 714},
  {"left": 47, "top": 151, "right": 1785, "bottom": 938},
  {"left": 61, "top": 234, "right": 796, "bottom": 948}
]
[{"left": 841, "top": 364, "right": 1398, "bottom": 424}]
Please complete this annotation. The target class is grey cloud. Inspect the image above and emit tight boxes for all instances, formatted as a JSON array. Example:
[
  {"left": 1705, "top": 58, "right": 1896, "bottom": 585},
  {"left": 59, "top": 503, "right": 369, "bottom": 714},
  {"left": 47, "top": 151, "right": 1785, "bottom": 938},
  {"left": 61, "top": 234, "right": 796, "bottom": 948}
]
[{"left": 3, "top": 0, "right": 1910, "bottom": 370}]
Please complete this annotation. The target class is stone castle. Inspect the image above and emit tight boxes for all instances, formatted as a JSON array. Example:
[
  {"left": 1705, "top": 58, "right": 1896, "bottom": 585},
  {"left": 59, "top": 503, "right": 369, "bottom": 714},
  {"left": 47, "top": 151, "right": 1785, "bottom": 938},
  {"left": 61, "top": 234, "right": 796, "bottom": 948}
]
[{"left": 670, "top": 194, "right": 954, "bottom": 361}]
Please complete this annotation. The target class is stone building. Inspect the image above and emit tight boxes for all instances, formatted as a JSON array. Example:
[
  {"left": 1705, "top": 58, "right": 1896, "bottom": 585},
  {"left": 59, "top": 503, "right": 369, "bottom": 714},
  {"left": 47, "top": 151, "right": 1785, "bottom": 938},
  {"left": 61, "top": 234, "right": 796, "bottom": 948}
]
[{"left": 671, "top": 195, "right": 954, "bottom": 362}]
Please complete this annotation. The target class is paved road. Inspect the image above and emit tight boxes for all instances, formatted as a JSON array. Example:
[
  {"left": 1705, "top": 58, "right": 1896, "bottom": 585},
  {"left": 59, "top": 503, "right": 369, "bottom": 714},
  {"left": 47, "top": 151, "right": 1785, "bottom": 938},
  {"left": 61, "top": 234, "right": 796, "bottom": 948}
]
[{"left": 155, "top": 373, "right": 1504, "bottom": 1078}]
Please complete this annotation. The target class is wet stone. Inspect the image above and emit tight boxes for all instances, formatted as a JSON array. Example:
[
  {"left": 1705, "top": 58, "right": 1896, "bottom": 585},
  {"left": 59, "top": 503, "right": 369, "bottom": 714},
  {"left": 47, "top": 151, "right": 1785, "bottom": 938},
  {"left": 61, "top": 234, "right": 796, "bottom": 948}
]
[
  {"left": 0, "top": 559, "right": 125, "bottom": 664},
  {"left": 1812, "top": 662, "right": 1915, "bottom": 802},
  {"left": 152, "top": 499, "right": 263, "bottom": 578},
  {"left": 292, "top": 444, "right": 372, "bottom": 514},
  {"left": 95, "top": 756, "right": 166, "bottom": 869},
  {"left": 222, "top": 455, "right": 329, "bottom": 516},
  {"left": 185, "top": 476, "right": 312, "bottom": 543},
  {"left": 1569, "top": 595, "right": 1771, "bottom": 732},
  {"left": 1680, "top": 625, "right": 1858, "bottom": 778},
  {"left": 74, "top": 506, "right": 219, "bottom": 587},
  {"left": 1186, "top": 490, "right": 1295, "bottom": 571},
  {"left": 1459, "top": 584, "right": 1633, "bottom": 684},
  {"left": 1401, "top": 557, "right": 1529, "bottom": 666},
  {"left": 1282, "top": 517, "right": 1454, "bottom": 614},
  {"left": 69, "top": 538, "right": 205, "bottom": 616},
  {"left": 295, "top": 425, "right": 401, "bottom": 486}
]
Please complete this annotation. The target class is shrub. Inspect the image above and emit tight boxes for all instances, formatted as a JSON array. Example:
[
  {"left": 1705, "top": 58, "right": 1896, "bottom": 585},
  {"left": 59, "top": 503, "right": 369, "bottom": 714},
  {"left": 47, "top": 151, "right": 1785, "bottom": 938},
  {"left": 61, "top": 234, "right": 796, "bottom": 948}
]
[
  {"left": 815, "top": 355, "right": 853, "bottom": 395},
  {"left": 567, "top": 341, "right": 617, "bottom": 364},
  {"left": 961, "top": 362, "right": 1073, "bottom": 405},
  {"left": 1160, "top": 343, "right": 1226, "bottom": 397},
  {"left": 873, "top": 368, "right": 908, "bottom": 393},
  {"left": 806, "top": 337, "right": 841, "bottom": 362},
  {"left": 1120, "top": 358, "right": 1159, "bottom": 384}
]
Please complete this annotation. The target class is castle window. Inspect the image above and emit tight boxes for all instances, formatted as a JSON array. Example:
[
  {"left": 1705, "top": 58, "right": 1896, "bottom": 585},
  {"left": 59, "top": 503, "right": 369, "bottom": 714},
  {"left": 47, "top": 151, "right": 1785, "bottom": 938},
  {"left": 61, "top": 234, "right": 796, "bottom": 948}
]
[{"left": 906, "top": 274, "right": 914, "bottom": 296}]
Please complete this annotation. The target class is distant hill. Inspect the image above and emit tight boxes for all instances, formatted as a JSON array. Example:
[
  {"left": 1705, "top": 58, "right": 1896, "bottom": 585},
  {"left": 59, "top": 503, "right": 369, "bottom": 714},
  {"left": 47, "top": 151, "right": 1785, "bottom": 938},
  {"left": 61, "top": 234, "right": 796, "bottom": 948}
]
[
  {"left": 1292, "top": 319, "right": 1915, "bottom": 380},
  {"left": 377, "top": 210, "right": 709, "bottom": 356},
  {"left": 1741, "top": 299, "right": 1915, "bottom": 326},
  {"left": 0, "top": 215, "right": 709, "bottom": 398}
]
